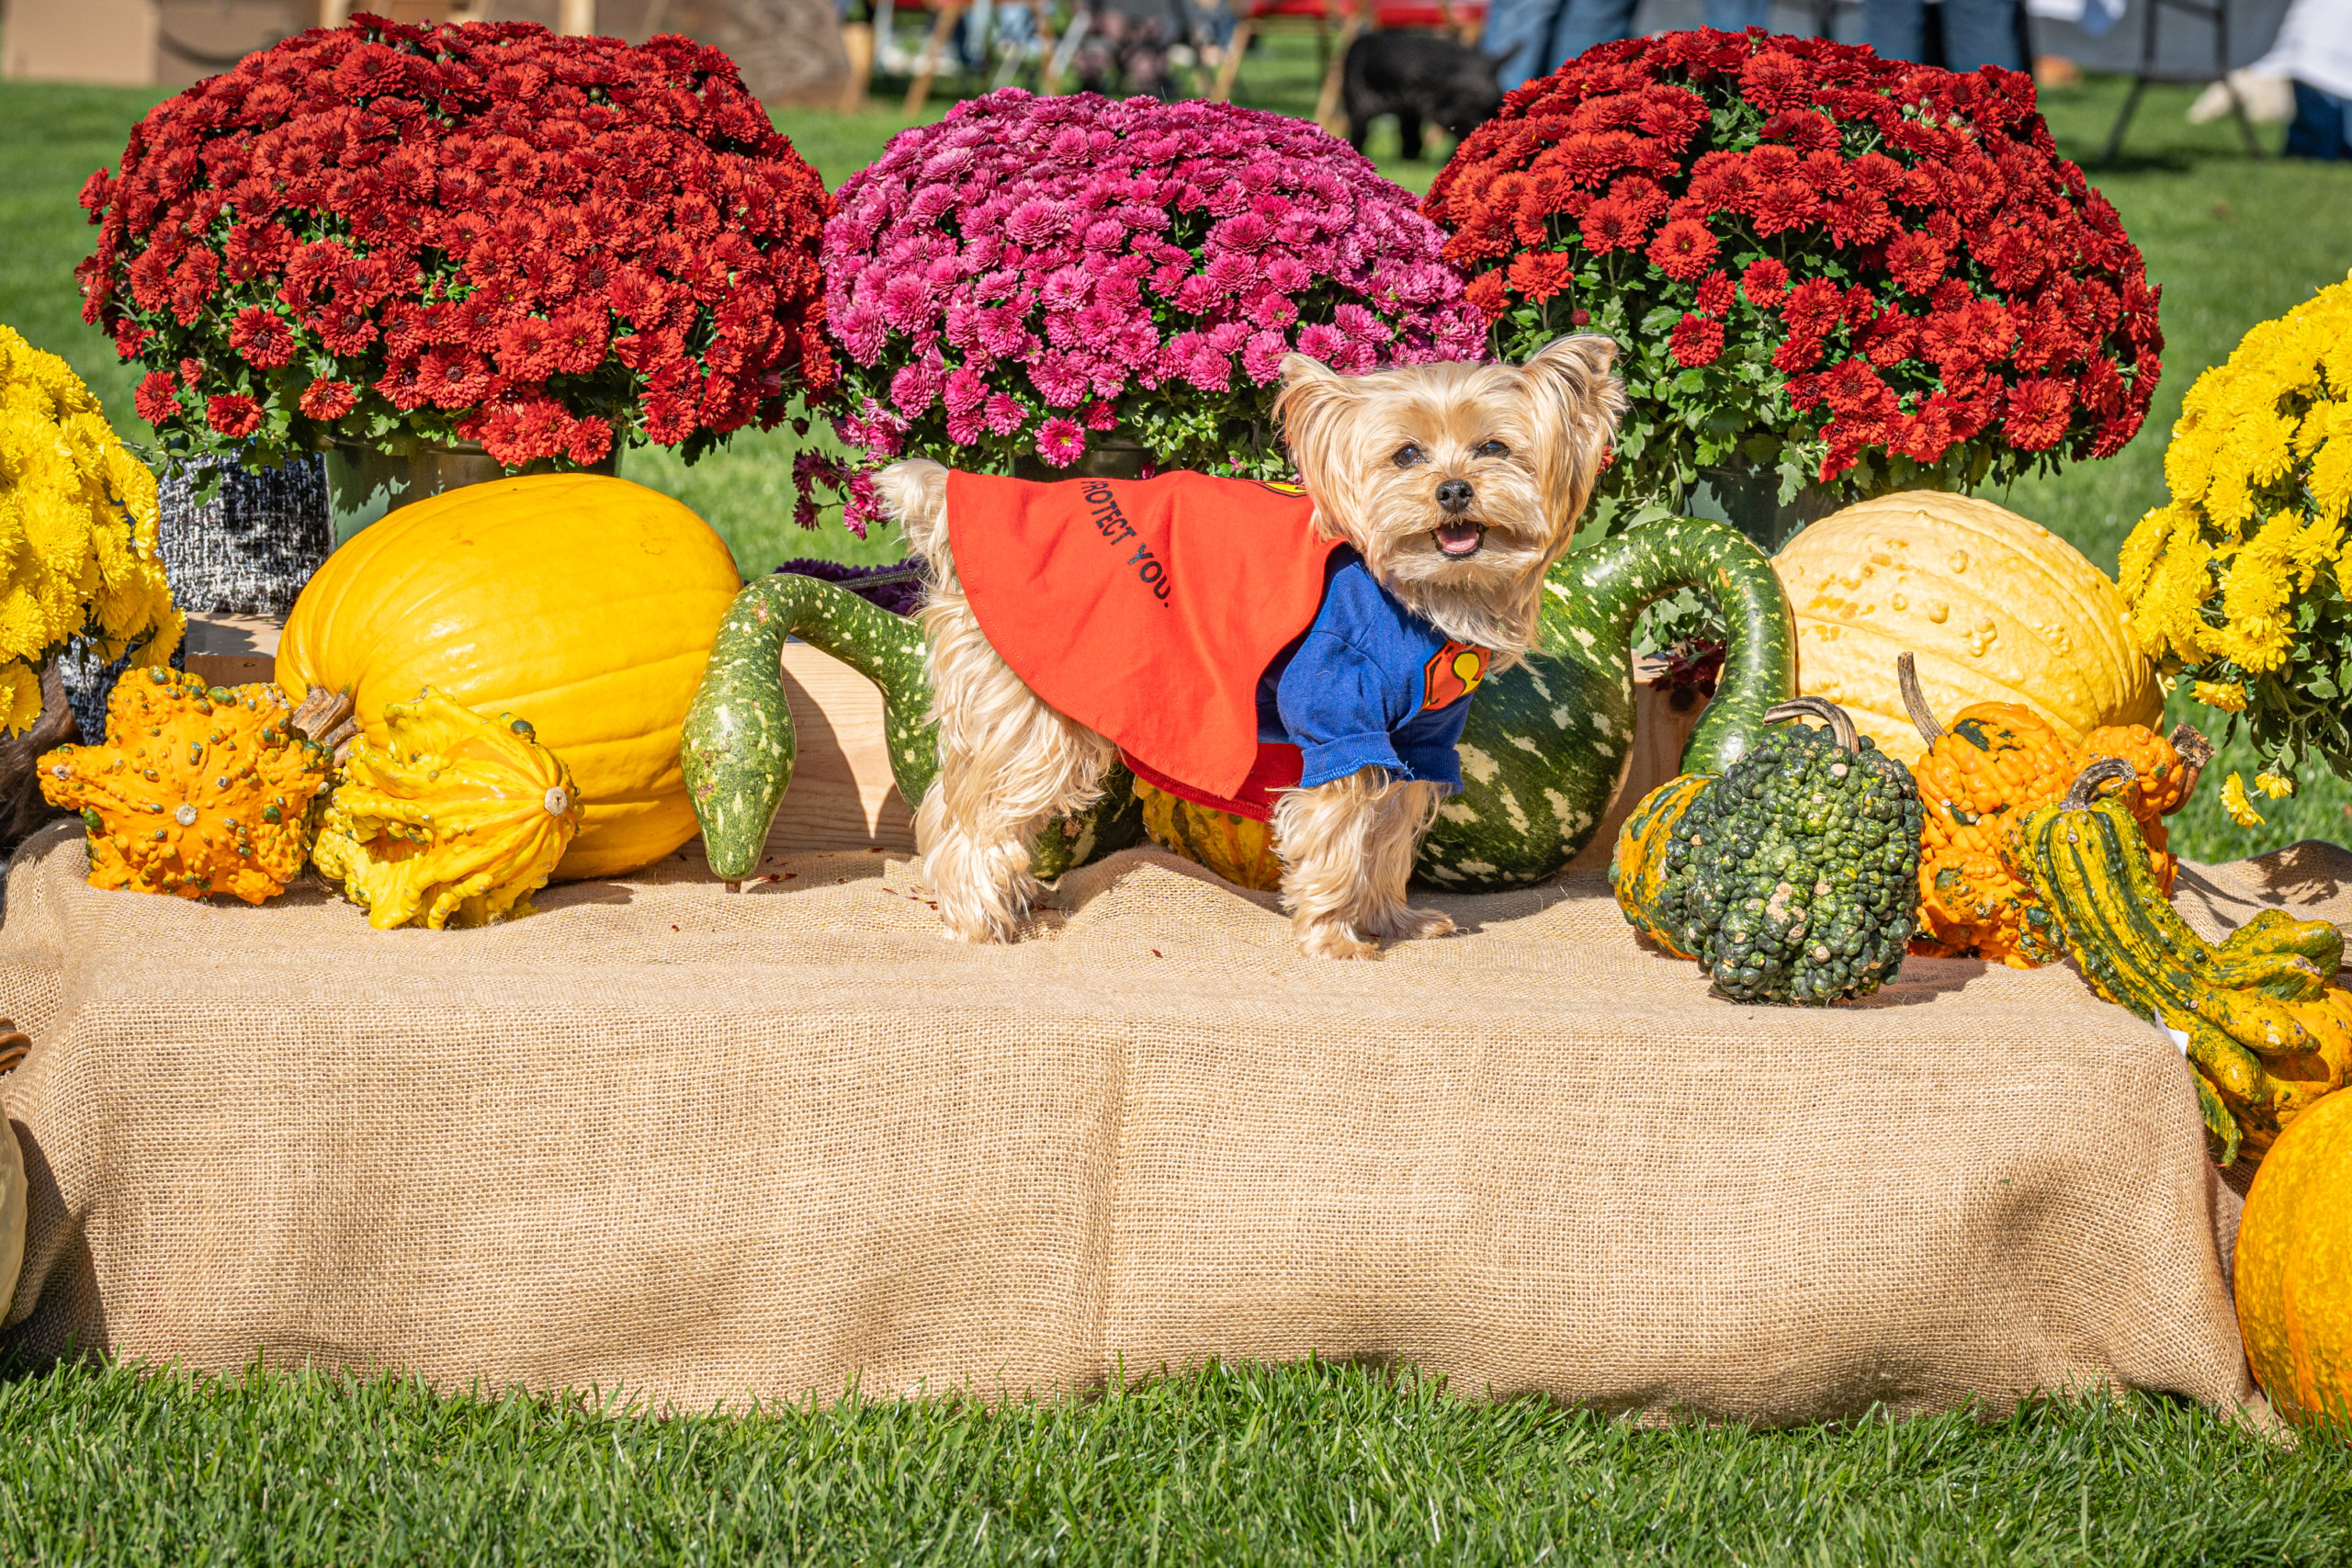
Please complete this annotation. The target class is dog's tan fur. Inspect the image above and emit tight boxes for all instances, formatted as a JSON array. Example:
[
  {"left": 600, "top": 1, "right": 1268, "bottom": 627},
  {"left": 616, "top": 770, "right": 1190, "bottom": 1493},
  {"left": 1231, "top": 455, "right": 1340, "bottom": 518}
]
[{"left": 880, "top": 335, "right": 1624, "bottom": 957}]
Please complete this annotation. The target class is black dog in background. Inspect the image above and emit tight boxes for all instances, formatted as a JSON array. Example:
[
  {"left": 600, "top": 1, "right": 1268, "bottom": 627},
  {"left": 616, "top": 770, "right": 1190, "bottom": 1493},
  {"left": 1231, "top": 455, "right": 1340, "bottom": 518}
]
[{"left": 1340, "top": 30, "right": 1505, "bottom": 163}]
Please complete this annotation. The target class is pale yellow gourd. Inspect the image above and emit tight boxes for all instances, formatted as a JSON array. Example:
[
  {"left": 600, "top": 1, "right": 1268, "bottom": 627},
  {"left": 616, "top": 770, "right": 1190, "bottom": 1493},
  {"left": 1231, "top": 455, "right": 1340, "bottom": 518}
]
[{"left": 1773, "top": 492, "right": 2162, "bottom": 766}]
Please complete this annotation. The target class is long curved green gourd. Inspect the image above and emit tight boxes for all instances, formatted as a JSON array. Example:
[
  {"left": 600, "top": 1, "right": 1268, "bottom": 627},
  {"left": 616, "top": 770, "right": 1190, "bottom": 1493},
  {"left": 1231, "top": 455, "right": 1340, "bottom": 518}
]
[
  {"left": 681, "top": 572, "right": 1141, "bottom": 885},
  {"left": 1417, "top": 513, "right": 1798, "bottom": 888}
]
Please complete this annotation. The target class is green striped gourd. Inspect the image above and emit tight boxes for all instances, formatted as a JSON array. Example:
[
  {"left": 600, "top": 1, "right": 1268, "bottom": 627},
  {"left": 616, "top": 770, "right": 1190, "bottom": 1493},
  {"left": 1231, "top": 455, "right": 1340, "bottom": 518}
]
[
  {"left": 1416, "top": 514, "right": 1798, "bottom": 890},
  {"left": 680, "top": 573, "right": 1141, "bottom": 885}
]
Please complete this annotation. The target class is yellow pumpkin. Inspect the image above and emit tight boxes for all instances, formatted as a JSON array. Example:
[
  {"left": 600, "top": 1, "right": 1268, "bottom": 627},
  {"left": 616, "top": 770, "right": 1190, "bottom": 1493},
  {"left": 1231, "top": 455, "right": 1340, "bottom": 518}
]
[
  {"left": 277, "top": 474, "right": 741, "bottom": 879},
  {"left": 2236, "top": 1084, "right": 2352, "bottom": 1427},
  {"left": 1774, "top": 492, "right": 2162, "bottom": 766}
]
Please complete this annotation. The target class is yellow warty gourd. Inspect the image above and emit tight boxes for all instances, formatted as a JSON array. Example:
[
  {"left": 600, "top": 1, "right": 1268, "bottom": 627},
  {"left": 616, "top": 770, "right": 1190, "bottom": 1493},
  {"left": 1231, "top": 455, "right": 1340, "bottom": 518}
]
[
  {"left": 277, "top": 474, "right": 742, "bottom": 879},
  {"left": 1774, "top": 492, "right": 2162, "bottom": 766},
  {"left": 310, "top": 688, "right": 583, "bottom": 930}
]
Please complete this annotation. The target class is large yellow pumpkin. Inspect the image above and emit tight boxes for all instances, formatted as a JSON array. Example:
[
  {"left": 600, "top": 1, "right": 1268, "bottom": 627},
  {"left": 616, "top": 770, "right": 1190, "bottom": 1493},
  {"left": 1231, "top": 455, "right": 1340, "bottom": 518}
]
[
  {"left": 2237, "top": 1083, "right": 2352, "bottom": 1427},
  {"left": 277, "top": 474, "right": 741, "bottom": 879},
  {"left": 1774, "top": 492, "right": 2162, "bottom": 766}
]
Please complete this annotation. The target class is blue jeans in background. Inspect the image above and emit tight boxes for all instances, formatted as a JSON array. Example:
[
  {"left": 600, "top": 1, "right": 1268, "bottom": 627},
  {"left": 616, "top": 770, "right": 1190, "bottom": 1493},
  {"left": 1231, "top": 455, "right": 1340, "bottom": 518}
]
[
  {"left": 2285, "top": 80, "right": 2352, "bottom": 160},
  {"left": 1481, "top": 0, "right": 1775, "bottom": 94},
  {"left": 1862, "top": 0, "right": 2023, "bottom": 73}
]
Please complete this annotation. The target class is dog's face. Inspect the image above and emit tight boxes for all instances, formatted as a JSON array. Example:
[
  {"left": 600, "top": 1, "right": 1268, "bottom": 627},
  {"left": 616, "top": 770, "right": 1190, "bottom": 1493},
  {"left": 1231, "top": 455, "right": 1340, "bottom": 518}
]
[{"left": 1271, "top": 336, "right": 1624, "bottom": 655}]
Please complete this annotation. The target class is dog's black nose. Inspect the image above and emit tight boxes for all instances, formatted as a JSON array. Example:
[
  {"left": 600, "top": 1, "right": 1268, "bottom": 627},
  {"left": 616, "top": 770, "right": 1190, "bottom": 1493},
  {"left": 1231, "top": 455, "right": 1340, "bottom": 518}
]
[{"left": 1436, "top": 479, "right": 1475, "bottom": 514}]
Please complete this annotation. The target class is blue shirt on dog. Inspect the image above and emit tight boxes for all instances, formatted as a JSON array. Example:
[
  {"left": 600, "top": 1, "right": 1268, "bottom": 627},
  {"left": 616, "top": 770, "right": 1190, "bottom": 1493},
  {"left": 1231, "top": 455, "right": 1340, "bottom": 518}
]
[{"left": 1256, "top": 547, "right": 1493, "bottom": 791}]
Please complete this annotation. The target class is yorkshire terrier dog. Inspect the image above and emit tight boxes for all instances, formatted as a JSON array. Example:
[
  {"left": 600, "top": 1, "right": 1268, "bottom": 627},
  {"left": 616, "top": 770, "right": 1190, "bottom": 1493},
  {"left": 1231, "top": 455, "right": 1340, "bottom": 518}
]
[{"left": 878, "top": 335, "right": 1623, "bottom": 958}]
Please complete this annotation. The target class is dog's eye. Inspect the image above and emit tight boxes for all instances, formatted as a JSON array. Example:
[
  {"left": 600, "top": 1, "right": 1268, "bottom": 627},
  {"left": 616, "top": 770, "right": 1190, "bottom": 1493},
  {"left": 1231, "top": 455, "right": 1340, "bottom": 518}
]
[
  {"left": 1392, "top": 445, "right": 1425, "bottom": 468},
  {"left": 1476, "top": 440, "right": 1510, "bottom": 459}
]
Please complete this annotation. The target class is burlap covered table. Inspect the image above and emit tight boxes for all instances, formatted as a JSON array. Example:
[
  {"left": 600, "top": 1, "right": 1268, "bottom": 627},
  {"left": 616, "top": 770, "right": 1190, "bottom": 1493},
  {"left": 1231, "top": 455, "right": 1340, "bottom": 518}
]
[{"left": 6, "top": 820, "right": 2343, "bottom": 1425}]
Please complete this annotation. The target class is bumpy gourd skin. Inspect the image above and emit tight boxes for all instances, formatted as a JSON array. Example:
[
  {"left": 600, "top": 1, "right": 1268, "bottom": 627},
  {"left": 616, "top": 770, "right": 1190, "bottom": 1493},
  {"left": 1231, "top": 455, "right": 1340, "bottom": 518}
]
[
  {"left": 36, "top": 668, "right": 329, "bottom": 903},
  {"left": 1912, "top": 703, "right": 2084, "bottom": 965},
  {"left": 1657, "top": 718, "right": 1924, "bottom": 1005},
  {"left": 311, "top": 688, "right": 582, "bottom": 931}
]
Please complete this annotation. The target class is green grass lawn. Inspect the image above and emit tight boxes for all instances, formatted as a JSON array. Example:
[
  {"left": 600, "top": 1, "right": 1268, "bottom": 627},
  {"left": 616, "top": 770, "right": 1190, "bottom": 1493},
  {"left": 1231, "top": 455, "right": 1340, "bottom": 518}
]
[
  {"left": 6, "top": 57, "right": 2352, "bottom": 1557},
  {"left": 5, "top": 1357, "right": 2350, "bottom": 1566}
]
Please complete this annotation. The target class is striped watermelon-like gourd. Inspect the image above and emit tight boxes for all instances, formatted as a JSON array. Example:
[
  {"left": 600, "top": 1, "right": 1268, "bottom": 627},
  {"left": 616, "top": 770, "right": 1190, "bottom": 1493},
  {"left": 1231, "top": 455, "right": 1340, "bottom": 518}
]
[
  {"left": 681, "top": 572, "right": 1142, "bottom": 884},
  {"left": 1416, "top": 514, "right": 1797, "bottom": 891}
]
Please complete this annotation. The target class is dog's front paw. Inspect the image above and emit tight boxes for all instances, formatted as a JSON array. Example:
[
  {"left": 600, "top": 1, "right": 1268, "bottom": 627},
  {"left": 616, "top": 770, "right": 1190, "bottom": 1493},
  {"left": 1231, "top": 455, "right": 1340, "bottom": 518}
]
[
  {"left": 1295, "top": 919, "right": 1381, "bottom": 960},
  {"left": 1382, "top": 906, "right": 1456, "bottom": 942}
]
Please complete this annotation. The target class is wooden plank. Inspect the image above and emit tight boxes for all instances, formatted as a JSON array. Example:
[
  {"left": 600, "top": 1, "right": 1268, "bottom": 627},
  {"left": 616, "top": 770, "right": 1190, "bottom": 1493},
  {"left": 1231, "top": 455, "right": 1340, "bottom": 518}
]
[
  {"left": 762, "top": 639, "right": 919, "bottom": 856},
  {"left": 1563, "top": 674, "right": 1705, "bottom": 874},
  {"left": 183, "top": 613, "right": 282, "bottom": 690}
]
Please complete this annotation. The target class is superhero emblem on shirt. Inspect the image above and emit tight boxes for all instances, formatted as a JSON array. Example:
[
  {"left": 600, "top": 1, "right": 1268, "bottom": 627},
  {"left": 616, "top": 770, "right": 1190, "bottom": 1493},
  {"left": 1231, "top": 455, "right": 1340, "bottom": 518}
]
[{"left": 1422, "top": 641, "right": 1489, "bottom": 710}]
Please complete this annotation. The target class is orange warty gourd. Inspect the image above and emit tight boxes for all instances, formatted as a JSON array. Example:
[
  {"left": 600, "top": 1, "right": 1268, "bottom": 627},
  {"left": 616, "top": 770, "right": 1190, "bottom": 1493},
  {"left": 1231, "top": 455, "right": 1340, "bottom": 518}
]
[
  {"left": 277, "top": 474, "right": 742, "bottom": 879},
  {"left": 1899, "top": 654, "right": 2209, "bottom": 965},
  {"left": 36, "top": 668, "right": 330, "bottom": 903},
  {"left": 2236, "top": 1086, "right": 2352, "bottom": 1427}
]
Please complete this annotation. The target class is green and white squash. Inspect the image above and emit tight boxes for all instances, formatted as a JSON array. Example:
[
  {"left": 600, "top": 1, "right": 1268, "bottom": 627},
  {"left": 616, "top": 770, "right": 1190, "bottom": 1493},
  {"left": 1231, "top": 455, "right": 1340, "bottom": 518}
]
[
  {"left": 1416, "top": 514, "right": 1798, "bottom": 889},
  {"left": 680, "top": 573, "right": 1141, "bottom": 884}
]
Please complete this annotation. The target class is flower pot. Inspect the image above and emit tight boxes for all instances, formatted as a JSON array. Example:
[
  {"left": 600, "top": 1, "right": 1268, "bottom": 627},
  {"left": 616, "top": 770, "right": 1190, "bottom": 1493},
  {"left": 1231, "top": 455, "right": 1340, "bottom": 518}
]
[
  {"left": 158, "top": 453, "right": 332, "bottom": 616},
  {"left": 1684, "top": 466, "right": 1842, "bottom": 553},
  {"left": 322, "top": 442, "right": 621, "bottom": 546}
]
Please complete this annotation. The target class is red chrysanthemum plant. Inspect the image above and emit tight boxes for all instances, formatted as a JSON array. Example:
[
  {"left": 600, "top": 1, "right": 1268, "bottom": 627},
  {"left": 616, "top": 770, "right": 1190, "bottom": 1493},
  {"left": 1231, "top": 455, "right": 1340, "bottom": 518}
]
[
  {"left": 76, "top": 15, "right": 836, "bottom": 488},
  {"left": 1423, "top": 29, "right": 2162, "bottom": 531}
]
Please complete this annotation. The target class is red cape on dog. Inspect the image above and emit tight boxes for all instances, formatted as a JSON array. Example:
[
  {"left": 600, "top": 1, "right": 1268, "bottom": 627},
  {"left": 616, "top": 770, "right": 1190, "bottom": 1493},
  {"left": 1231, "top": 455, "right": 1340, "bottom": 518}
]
[{"left": 946, "top": 471, "right": 1344, "bottom": 818}]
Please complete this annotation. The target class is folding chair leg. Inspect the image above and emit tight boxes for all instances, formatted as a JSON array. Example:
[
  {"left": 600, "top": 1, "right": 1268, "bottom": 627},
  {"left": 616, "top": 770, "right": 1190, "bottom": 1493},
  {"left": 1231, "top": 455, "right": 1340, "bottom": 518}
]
[
  {"left": 2098, "top": 0, "right": 2161, "bottom": 165},
  {"left": 1211, "top": 19, "right": 1256, "bottom": 102},
  {"left": 2214, "top": 5, "right": 2265, "bottom": 158},
  {"left": 839, "top": 21, "right": 874, "bottom": 111},
  {"left": 904, "top": 3, "right": 968, "bottom": 118},
  {"left": 1043, "top": 11, "right": 1089, "bottom": 94}
]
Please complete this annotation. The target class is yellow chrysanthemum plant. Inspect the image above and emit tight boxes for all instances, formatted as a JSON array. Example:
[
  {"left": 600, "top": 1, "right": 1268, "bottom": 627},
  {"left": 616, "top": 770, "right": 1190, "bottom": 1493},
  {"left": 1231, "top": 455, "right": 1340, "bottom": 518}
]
[
  {"left": 0, "top": 323, "right": 181, "bottom": 735},
  {"left": 2119, "top": 275, "right": 2352, "bottom": 819}
]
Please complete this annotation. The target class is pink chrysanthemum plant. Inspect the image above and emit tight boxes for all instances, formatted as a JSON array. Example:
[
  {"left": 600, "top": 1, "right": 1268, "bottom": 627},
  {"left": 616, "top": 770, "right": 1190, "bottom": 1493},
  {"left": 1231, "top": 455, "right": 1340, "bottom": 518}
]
[{"left": 816, "top": 89, "right": 1487, "bottom": 534}]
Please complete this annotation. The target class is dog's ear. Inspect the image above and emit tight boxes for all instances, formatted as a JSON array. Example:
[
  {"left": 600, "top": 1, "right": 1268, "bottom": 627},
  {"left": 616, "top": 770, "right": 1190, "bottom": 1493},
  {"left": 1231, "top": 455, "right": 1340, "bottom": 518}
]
[
  {"left": 1517, "top": 333, "right": 1627, "bottom": 523},
  {"left": 1272, "top": 355, "right": 1363, "bottom": 540}
]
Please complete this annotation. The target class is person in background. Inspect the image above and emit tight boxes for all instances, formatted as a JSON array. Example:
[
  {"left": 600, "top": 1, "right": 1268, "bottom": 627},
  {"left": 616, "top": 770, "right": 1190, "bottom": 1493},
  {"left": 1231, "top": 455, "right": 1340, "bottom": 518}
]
[
  {"left": 1481, "top": 0, "right": 1774, "bottom": 94},
  {"left": 1072, "top": 0, "right": 1208, "bottom": 96},
  {"left": 2255, "top": 0, "right": 2352, "bottom": 159},
  {"left": 1863, "top": 0, "right": 2024, "bottom": 73}
]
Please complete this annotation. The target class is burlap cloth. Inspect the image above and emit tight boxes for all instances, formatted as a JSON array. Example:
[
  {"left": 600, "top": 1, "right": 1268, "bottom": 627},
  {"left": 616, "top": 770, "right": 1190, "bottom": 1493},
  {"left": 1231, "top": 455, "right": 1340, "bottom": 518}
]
[{"left": 5, "top": 819, "right": 2346, "bottom": 1425}]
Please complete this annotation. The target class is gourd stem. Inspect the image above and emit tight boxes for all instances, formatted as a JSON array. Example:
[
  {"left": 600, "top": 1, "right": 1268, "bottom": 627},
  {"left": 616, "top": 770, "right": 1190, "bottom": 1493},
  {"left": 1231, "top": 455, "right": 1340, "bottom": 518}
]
[
  {"left": 2061, "top": 756, "right": 2136, "bottom": 808},
  {"left": 1765, "top": 696, "right": 1860, "bottom": 752},
  {"left": 2169, "top": 723, "right": 2216, "bottom": 804},
  {"left": 1895, "top": 652, "right": 1943, "bottom": 747}
]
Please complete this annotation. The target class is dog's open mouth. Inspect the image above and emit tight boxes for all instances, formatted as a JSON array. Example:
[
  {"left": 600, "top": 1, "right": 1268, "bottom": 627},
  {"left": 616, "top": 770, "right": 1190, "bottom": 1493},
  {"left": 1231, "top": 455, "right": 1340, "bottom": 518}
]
[{"left": 1433, "top": 522, "right": 1486, "bottom": 558}]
